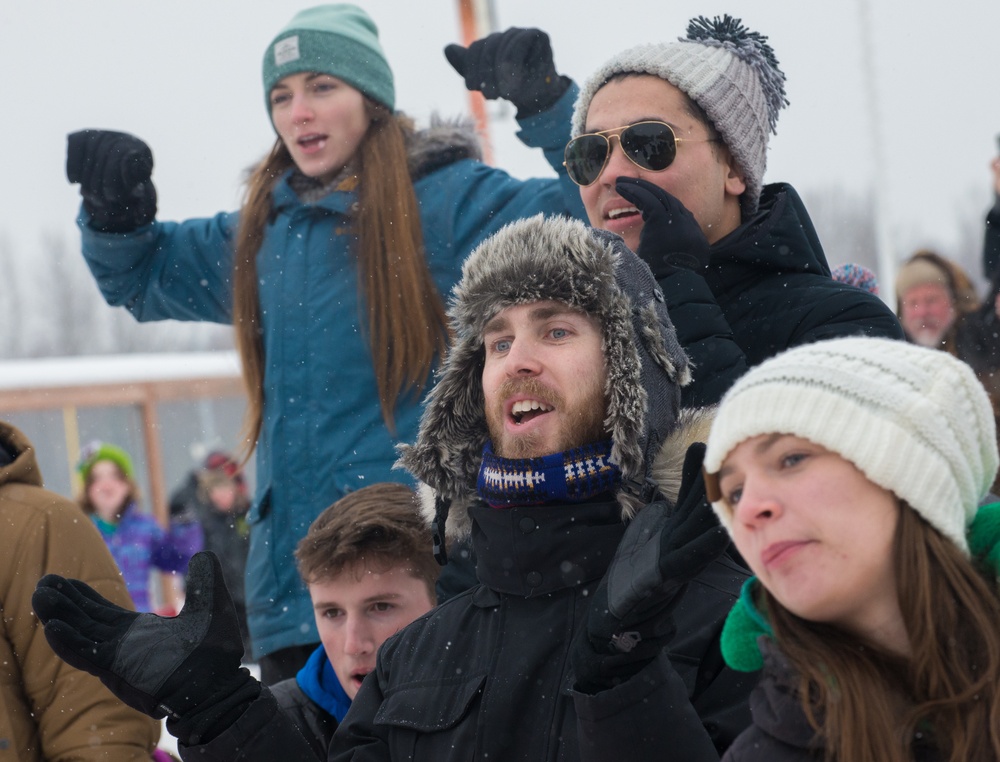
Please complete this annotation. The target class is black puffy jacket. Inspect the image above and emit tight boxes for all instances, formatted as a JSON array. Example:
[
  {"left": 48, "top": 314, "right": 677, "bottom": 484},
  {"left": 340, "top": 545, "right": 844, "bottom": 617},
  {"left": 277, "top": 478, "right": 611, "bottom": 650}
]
[
  {"left": 661, "top": 183, "right": 904, "bottom": 407},
  {"left": 329, "top": 498, "right": 755, "bottom": 761}
]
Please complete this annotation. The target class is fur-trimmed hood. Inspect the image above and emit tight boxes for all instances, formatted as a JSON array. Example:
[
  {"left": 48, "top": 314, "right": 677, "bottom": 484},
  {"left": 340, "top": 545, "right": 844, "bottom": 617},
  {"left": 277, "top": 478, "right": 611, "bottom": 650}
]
[
  {"left": 407, "top": 115, "right": 483, "bottom": 180},
  {"left": 397, "top": 214, "right": 696, "bottom": 540}
]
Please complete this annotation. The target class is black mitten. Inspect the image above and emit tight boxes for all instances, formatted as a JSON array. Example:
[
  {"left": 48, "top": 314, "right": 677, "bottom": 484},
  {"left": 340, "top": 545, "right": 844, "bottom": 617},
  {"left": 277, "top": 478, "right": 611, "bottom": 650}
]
[
  {"left": 615, "top": 177, "right": 710, "bottom": 277},
  {"left": 444, "top": 27, "right": 570, "bottom": 118},
  {"left": 32, "top": 551, "right": 256, "bottom": 723},
  {"left": 66, "top": 129, "right": 157, "bottom": 233},
  {"left": 572, "top": 443, "right": 730, "bottom": 691}
]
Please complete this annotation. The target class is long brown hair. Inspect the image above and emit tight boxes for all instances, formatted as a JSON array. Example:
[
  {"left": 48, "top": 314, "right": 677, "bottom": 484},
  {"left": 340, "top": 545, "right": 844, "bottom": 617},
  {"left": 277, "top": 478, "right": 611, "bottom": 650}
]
[
  {"left": 765, "top": 506, "right": 1000, "bottom": 761},
  {"left": 232, "top": 99, "right": 448, "bottom": 457}
]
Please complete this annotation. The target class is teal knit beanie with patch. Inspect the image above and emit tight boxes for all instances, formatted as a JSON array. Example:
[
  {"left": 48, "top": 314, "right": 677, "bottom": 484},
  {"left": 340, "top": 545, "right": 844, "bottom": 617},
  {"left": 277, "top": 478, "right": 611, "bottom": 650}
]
[{"left": 262, "top": 4, "right": 395, "bottom": 117}]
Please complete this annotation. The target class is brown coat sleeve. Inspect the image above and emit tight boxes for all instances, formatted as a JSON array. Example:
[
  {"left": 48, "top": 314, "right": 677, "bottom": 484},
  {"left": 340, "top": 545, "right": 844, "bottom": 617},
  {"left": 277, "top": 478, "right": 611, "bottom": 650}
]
[{"left": 1, "top": 449, "right": 160, "bottom": 761}]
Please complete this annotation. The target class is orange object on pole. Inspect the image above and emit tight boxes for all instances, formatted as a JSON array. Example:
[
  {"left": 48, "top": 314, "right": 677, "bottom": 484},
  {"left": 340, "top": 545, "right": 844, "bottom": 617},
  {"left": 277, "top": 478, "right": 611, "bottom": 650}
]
[{"left": 456, "top": 0, "right": 494, "bottom": 165}]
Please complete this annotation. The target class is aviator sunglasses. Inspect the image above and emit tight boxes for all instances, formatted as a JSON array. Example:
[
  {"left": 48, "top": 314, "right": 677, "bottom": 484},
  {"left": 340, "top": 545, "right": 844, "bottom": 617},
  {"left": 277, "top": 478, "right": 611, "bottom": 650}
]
[{"left": 563, "top": 121, "right": 718, "bottom": 187}]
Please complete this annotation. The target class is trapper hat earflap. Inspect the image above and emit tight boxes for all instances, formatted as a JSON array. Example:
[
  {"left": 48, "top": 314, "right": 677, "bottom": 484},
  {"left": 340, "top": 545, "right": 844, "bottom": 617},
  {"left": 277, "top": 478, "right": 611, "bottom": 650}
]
[{"left": 398, "top": 215, "right": 690, "bottom": 542}]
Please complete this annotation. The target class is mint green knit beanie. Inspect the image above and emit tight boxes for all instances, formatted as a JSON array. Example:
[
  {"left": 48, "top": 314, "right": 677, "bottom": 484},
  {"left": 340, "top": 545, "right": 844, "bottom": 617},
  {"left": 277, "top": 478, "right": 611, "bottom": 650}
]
[{"left": 262, "top": 4, "right": 395, "bottom": 116}]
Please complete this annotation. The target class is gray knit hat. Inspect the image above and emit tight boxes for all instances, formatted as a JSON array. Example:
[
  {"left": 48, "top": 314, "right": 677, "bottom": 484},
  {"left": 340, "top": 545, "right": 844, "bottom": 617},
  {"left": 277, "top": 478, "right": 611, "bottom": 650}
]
[
  {"left": 262, "top": 4, "right": 394, "bottom": 116},
  {"left": 572, "top": 15, "right": 788, "bottom": 216},
  {"left": 397, "top": 214, "right": 691, "bottom": 539},
  {"left": 703, "top": 337, "right": 999, "bottom": 553}
]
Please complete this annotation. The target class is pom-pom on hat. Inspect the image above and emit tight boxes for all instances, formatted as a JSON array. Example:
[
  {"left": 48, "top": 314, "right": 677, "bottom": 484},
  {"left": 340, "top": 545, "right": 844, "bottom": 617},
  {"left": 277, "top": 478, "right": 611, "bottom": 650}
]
[
  {"left": 262, "top": 4, "right": 394, "bottom": 118},
  {"left": 572, "top": 15, "right": 788, "bottom": 216},
  {"left": 703, "top": 337, "right": 999, "bottom": 553},
  {"left": 831, "top": 263, "right": 880, "bottom": 296},
  {"left": 77, "top": 441, "right": 135, "bottom": 483}
]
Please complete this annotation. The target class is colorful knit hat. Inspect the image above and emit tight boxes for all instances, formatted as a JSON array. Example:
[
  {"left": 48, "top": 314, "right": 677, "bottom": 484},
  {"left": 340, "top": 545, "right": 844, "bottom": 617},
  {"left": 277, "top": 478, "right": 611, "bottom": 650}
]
[
  {"left": 572, "top": 15, "right": 789, "bottom": 216},
  {"left": 262, "top": 4, "right": 394, "bottom": 116},
  {"left": 77, "top": 441, "right": 135, "bottom": 483},
  {"left": 703, "top": 337, "right": 999, "bottom": 553},
  {"left": 831, "top": 263, "right": 880, "bottom": 296}
]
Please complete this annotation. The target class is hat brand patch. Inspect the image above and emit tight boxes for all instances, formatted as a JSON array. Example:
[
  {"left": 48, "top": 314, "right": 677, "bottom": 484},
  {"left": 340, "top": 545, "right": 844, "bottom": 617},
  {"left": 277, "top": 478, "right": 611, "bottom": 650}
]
[{"left": 274, "top": 35, "right": 301, "bottom": 66}]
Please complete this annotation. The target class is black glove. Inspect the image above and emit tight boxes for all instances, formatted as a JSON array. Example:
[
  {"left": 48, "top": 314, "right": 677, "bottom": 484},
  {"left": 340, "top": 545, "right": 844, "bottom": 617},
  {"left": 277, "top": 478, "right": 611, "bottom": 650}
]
[
  {"left": 444, "top": 27, "right": 570, "bottom": 118},
  {"left": 32, "top": 551, "right": 257, "bottom": 732},
  {"left": 572, "top": 443, "right": 730, "bottom": 691},
  {"left": 66, "top": 129, "right": 157, "bottom": 233},
  {"left": 615, "top": 177, "right": 711, "bottom": 277}
]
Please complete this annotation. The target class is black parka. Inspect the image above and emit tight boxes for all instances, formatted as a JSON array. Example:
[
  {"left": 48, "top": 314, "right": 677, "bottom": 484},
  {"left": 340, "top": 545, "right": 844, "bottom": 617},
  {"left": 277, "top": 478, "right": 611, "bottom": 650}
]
[
  {"left": 662, "top": 183, "right": 904, "bottom": 407},
  {"left": 329, "top": 498, "right": 755, "bottom": 761},
  {"left": 723, "top": 640, "right": 941, "bottom": 762}
]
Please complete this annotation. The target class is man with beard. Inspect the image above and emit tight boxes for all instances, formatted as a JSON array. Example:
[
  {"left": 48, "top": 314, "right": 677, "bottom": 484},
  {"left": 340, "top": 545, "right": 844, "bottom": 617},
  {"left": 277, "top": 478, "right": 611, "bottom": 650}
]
[{"left": 33, "top": 215, "right": 754, "bottom": 761}]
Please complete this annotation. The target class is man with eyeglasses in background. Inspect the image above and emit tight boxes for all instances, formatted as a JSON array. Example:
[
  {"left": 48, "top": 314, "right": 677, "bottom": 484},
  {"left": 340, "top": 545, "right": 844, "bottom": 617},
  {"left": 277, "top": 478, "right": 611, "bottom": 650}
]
[{"left": 449, "top": 15, "right": 904, "bottom": 408}]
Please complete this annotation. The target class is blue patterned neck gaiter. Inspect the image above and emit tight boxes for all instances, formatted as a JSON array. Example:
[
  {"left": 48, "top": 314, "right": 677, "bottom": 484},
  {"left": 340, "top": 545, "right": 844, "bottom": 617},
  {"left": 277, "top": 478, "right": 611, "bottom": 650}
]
[{"left": 476, "top": 441, "right": 621, "bottom": 508}]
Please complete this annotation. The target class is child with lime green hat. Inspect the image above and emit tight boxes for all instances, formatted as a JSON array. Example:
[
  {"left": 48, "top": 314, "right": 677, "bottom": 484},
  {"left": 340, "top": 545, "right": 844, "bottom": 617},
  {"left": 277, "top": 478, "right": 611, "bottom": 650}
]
[{"left": 77, "top": 441, "right": 202, "bottom": 613}]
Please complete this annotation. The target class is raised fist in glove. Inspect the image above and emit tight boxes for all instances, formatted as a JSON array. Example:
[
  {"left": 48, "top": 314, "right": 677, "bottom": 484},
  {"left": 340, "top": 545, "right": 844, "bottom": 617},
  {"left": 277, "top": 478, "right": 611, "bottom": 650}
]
[
  {"left": 615, "top": 177, "right": 711, "bottom": 277},
  {"left": 66, "top": 129, "right": 157, "bottom": 233},
  {"left": 32, "top": 551, "right": 256, "bottom": 726},
  {"left": 572, "top": 443, "right": 730, "bottom": 691},
  {"left": 444, "top": 27, "right": 570, "bottom": 118}
]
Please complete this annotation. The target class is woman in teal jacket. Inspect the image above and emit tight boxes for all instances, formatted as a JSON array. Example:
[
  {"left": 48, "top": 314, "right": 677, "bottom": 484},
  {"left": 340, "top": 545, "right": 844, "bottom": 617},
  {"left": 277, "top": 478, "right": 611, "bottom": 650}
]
[{"left": 65, "top": 5, "right": 583, "bottom": 681}]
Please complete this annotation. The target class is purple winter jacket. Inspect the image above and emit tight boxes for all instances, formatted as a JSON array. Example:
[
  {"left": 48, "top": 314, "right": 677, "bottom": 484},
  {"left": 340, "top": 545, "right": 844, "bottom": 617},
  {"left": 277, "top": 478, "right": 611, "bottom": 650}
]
[{"left": 91, "top": 502, "right": 202, "bottom": 611}]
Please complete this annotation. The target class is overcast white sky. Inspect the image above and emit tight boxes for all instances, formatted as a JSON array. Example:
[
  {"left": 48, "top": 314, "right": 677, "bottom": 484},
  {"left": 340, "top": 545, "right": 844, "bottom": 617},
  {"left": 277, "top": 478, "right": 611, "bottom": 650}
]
[{"left": 2, "top": 0, "right": 999, "bottom": 274}]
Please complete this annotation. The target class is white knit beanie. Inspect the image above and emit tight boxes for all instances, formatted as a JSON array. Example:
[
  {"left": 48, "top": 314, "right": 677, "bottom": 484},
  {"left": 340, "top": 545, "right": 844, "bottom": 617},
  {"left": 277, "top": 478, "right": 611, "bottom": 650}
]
[
  {"left": 703, "top": 337, "right": 999, "bottom": 553},
  {"left": 572, "top": 16, "right": 788, "bottom": 216}
]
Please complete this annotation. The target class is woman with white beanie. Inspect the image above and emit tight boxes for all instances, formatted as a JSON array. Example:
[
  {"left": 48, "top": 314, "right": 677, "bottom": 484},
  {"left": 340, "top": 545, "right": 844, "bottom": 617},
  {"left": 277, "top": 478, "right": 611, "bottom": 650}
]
[{"left": 701, "top": 336, "right": 1000, "bottom": 761}]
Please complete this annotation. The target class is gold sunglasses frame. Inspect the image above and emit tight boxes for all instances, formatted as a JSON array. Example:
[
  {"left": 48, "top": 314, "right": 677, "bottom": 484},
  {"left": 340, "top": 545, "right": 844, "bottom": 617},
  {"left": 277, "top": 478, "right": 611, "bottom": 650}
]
[{"left": 563, "top": 121, "right": 718, "bottom": 187}]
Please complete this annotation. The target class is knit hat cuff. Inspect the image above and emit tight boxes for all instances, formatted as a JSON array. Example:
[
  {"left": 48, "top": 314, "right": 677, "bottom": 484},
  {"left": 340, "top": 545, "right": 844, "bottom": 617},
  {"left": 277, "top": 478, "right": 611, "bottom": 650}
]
[
  {"left": 895, "top": 258, "right": 951, "bottom": 300},
  {"left": 705, "top": 383, "right": 972, "bottom": 553},
  {"left": 263, "top": 29, "right": 394, "bottom": 113}
]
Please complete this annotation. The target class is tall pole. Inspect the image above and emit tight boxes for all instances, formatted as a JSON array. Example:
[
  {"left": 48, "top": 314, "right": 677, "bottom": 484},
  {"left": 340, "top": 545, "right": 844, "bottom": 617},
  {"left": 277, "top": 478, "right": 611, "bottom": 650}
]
[
  {"left": 858, "top": 0, "right": 896, "bottom": 307},
  {"left": 456, "top": 0, "right": 496, "bottom": 165}
]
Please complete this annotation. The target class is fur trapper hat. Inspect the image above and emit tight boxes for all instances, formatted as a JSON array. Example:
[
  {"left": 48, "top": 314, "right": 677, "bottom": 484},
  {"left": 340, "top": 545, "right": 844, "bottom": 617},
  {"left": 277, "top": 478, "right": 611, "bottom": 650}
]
[{"left": 397, "top": 214, "right": 691, "bottom": 540}]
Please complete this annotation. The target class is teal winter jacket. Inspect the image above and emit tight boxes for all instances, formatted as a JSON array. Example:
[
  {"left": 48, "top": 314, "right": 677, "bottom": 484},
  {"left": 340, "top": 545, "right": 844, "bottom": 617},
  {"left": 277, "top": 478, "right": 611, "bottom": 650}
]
[{"left": 77, "top": 86, "right": 586, "bottom": 658}]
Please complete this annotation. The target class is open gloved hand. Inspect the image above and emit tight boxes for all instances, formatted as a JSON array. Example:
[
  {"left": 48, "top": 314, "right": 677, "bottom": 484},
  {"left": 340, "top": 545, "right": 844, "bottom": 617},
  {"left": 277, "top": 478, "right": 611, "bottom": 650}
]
[
  {"left": 444, "top": 27, "right": 570, "bottom": 118},
  {"left": 572, "top": 443, "right": 730, "bottom": 691},
  {"left": 615, "top": 177, "right": 711, "bottom": 277},
  {"left": 32, "top": 551, "right": 257, "bottom": 730},
  {"left": 66, "top": 129, "right": 157, "bottom": 233}
]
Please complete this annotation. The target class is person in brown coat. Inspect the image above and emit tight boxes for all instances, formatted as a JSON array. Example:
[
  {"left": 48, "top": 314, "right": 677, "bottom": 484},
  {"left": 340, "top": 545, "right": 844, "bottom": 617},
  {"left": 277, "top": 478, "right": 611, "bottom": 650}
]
[{"left": 0, "top": 420, "right": 160, "bottom": 760}]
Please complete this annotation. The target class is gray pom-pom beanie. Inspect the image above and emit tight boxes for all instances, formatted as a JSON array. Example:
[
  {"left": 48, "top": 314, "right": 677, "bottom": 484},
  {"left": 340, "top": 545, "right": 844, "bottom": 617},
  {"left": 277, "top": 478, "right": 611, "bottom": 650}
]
[{"left": 572, "top": 15, "right": 789, "bottom": 216}]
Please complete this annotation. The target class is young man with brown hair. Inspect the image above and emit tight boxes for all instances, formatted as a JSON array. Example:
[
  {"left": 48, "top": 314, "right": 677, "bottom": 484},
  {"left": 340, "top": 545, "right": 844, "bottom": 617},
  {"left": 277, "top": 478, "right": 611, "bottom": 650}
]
[{"left": 205, "top": 483, "right": 439, "bottom": 759}]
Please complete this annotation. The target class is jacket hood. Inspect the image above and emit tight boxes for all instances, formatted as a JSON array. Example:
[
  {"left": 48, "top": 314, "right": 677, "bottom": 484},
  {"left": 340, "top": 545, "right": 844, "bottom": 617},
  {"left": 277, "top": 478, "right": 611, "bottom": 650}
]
[
  {"left": 398, "top": 214, "right": 694, "bottom": 540},
  {"left": 714, "top": 182, "right": 832, "bottom": 278},
  {"left": 0, "top": 421, "right": 44, "bottom": 492}
]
